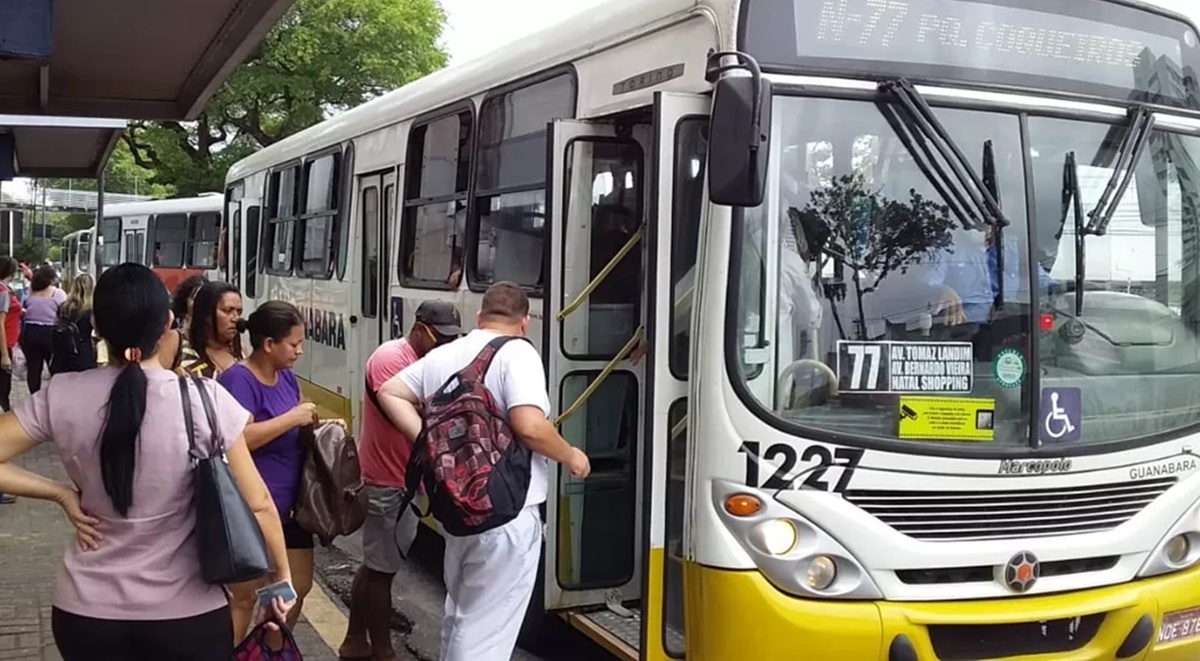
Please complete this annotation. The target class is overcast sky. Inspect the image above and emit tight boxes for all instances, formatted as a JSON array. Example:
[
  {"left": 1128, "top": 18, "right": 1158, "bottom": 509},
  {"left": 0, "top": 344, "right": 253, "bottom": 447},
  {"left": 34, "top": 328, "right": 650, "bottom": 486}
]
[{"left": 438, "top": 0, "right": 606, "bottom": 64}]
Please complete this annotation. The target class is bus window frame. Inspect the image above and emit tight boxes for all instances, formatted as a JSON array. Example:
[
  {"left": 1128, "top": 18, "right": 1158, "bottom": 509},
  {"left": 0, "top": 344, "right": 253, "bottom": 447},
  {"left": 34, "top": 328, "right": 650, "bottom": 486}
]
[
  {"left": 360, "top": 184, "right": 381, "bottom": 318},
  {"left": 465, "top": 65, "right": 579, "bottom": 295},
  {"left": 186, "top": 211, "right": 221, "bottom": 270},
  {"left": 246, "top": 205, "right": 262, "bottom": 298},
  {"left": 98, "top": 216, "right": 123, "bottom": 269},
  {"left": 149, "top": 213, "right": 190, "bottom": 270},
  {"left": 265, "top": 160, "right": 303, "bottom": 276},
  {"left": 296, "top": 147, "right": 344, "bottom": 280},
  {"left": 400, "top": 101, "right": 475, "bottom": 291}
]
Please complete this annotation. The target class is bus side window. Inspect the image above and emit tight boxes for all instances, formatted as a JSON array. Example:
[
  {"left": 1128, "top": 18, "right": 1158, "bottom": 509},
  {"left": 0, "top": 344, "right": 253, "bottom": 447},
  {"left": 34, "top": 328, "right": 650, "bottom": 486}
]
[
  {"left": 266, "top": 166, "right": 300, "bottom": 274},
  {"left": 470, "top": 73, "right": 576, "bottom": 289},
  {"left": 297, "top": 152, "right": 341, "bottom": 278},
  {"left": 246, "top": 206, "right": 261, "bottom": 296},
  {"left": 400, "top": 111, "right": 471, "bottom": 289},
  {"left": 153, "top": 213, "right": 188, "bottom": 268},
  {"left": 188, "top": 212, "right": 220, "bottom": 269}
]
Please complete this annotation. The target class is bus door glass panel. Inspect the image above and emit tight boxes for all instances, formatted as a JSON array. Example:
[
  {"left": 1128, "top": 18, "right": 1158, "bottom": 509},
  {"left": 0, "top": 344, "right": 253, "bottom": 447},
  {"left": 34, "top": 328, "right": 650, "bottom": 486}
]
[
  {"left": 246, "top": 206, "right": 262, "bottom": 297},
  {"left": 661, "top": 108, "right": 708, "bottom": 658},
  {"left": 123, "top": 229, "right": 146, "bottom": 266},
  {"left": 99, "top": 217, "right": 121, "bottom": 268},
  {"left": 557, "top": 139, "right": 644, "bottom": 589},
  {"left": 153, "top": 214, "right": 188, "bottom": 268},
  {"left": 354, "top": 174, "right": 383, "bottom": 385},
  {"left": 546, "top": 119, "right": 643, "bottom": 609},
  {"left": 381, "top": 175, "right": 395, "bottom": 340},
  {"left": 232, "top": 211, "right": 242, "bottom": 290},
  {"left": 189, "top": 212, "right": 220, "bottom": 269}
]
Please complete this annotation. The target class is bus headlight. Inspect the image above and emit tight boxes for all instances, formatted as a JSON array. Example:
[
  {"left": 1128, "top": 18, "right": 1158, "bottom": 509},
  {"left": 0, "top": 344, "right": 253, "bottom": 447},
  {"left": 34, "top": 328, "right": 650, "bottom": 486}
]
[
  {"left": 750, "top": 519, "right": 798, "bottom": 556},
  {"left": 713, "top": 480, "right": 882, "bottom": 600},
  {"left": 1139, "top": 501, "right": 1200, "bottom": 578}
]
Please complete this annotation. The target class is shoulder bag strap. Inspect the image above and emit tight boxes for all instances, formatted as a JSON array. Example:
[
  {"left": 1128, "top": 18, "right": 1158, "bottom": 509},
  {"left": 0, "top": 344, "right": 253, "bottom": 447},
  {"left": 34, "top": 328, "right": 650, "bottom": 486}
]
[
  {"left": 189, "top": 375, "right": 226, "bottom": 454},
  {"left": 177, "top": 376, "right": 204, "bottom": 462}
]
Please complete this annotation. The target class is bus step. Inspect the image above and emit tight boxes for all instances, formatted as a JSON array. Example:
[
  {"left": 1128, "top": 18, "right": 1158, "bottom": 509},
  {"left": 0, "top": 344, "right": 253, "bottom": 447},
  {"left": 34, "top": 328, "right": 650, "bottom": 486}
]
[{"left": 565, "top": 608, "right": 640, "bottom": 661}]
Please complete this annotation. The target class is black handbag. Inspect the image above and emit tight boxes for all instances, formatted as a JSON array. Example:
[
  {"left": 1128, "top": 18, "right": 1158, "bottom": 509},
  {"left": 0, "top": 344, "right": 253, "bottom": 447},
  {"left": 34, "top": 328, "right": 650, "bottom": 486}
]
[{"left": 179, "top": 375, "right": 271, "bottom": 585}]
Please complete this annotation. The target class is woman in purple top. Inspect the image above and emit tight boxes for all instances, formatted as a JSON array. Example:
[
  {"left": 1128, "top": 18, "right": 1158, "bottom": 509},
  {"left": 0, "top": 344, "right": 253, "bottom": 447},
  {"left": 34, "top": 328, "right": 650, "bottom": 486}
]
[
  {"left": 0, "top": 263, "right": 294, "bottom": 660},
  {"left": 218, "top": 300, "right": 317, "bottom": 642},
  {"left": 21, "top": 265, "right": 66, "bottom": 393}
]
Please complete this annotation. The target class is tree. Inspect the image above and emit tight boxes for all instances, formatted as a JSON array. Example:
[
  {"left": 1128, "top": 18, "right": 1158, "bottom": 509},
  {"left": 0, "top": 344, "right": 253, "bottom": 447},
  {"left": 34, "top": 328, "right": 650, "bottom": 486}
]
[
  {"left": 790, "top": 174, "right": 959, "bottom": 339},
  {"left": 125, "top": 0, "right": 448, "bottom": 196},
  {"left": 41, "top": 142, "right": 174, "bottom": 198}
]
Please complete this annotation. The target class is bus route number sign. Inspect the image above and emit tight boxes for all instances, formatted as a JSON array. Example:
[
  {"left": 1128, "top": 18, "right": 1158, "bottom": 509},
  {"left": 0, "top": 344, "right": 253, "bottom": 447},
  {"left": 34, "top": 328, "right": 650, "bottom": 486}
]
[{"left": 837, "top": 340, "right": 974, "bottom": 394}]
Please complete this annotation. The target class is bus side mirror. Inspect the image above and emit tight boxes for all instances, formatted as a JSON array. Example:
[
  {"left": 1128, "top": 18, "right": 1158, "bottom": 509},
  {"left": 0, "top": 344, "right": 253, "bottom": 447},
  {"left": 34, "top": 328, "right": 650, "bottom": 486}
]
[{"left": 706, "top": 53, "right": 772, "bottom": 208}]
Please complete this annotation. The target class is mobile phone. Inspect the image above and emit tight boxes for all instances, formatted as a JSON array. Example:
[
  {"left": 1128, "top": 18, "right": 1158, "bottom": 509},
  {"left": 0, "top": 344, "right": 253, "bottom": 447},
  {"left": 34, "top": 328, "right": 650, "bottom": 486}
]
[{"left": 256, "top": 580, "right": 297, "bottom": 609}]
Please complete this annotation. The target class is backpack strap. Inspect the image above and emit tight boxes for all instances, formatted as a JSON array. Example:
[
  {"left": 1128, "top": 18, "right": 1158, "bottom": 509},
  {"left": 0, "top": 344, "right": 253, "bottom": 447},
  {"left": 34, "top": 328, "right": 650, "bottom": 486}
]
[{"left": 431, "top": 336, "right": 529, "bottom": 399}]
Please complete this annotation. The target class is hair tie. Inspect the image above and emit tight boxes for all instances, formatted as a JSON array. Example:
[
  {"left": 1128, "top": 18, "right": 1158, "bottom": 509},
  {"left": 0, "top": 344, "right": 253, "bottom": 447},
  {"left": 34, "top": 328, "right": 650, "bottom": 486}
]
[{"left": 123, "top": 347, "right": 143, "bottom": 364}]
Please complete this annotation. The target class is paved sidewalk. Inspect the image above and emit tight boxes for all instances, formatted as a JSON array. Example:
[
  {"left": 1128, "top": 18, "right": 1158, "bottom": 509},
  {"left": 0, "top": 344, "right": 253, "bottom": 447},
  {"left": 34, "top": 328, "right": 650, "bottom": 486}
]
[{"left": 0, "top": 377, "right": 337, "bottom": 660}]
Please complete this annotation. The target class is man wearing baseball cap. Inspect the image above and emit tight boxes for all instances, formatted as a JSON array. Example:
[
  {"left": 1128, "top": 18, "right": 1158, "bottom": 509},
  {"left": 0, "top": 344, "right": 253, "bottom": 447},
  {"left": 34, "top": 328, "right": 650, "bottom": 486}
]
[{"left": 339, "top": 299, "right": 461, "bottom": 661}]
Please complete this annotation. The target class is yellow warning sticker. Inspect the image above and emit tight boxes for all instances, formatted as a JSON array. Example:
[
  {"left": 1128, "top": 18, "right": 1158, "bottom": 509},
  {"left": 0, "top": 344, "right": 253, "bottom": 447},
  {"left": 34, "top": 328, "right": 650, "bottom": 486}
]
[{"left": 898, "top": 397, "right": 996, "bottom": 442}]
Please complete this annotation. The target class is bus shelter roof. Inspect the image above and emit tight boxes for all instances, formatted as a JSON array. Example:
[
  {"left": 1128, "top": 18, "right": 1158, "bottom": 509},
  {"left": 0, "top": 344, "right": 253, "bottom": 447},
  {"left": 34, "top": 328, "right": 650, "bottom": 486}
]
[
  {"left": 0, "top": 115, "right": 126, "bottom": 179},
  {"left": 0, "top": 0, "right": 294, "bottom": 177}
]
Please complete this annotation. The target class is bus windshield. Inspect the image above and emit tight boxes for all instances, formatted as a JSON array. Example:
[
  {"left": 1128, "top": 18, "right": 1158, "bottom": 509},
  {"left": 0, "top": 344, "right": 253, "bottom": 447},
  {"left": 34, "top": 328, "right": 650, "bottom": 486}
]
[{"left": 730, "top": 94, "right": 1200, "bottom": 449}]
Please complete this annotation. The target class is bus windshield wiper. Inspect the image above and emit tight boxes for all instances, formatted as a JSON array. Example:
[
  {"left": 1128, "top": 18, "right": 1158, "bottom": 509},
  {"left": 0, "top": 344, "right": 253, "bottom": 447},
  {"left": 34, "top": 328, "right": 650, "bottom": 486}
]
[
  {"left": 876, "top": 79, "right": 1008, "bottom": 230},
  {"left": 1084, "top": 105, "right": 1155, "bottom": 236},
  {"left": 1061, "top": 152, "right": 1086, "bottom": 315}
]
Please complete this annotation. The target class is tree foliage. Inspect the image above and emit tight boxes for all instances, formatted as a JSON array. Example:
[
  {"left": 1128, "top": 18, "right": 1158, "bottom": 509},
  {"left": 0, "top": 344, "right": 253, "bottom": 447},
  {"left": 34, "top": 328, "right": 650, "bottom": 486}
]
[
  {"left": 124, "top": 0, "right": 448, "bottom": 196},
  {"left": 41, "top": 142, "right": 174, "bottom": 198}
]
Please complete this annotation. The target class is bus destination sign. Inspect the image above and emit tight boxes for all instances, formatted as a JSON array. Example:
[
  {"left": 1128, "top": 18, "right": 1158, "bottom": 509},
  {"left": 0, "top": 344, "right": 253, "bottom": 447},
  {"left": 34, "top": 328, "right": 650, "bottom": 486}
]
[{"left": 742, "top": 0, "right": 1200, "bottom": 108}]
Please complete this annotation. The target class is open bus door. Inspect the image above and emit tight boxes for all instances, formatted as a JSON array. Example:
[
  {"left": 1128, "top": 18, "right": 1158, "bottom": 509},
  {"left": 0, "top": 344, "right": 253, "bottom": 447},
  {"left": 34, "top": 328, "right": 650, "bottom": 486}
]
[{"left": 544, "top": 118, "right": 648, "bottom": 656}]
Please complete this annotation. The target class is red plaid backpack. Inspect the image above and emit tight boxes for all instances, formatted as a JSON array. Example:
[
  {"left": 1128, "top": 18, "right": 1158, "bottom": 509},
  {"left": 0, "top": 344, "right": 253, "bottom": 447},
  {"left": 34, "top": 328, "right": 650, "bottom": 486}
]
[{"left": 397, "top": 336, "right": 534, "bottom": 536}]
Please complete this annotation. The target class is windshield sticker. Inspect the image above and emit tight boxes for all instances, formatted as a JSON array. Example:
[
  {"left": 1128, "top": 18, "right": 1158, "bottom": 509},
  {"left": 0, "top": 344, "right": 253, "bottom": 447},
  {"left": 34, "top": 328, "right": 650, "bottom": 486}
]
[
  {"left": 998, "top": 458, "right": 1073, "bottom": 475},
  {"left": 1130, "top": 458, "right": 1197, "bottom": 481},
  {"left": 1040, "top": 387, "right": 1082, "bottom": 444},
  {"left": 897, "top": 396, "right": 995, "bottom": 441},
  {"left": 837, "top": 340, "right": 973, "bottom": 394},
  {"left": 993, "top": 349, "right": 1025, "bottom": 388}
]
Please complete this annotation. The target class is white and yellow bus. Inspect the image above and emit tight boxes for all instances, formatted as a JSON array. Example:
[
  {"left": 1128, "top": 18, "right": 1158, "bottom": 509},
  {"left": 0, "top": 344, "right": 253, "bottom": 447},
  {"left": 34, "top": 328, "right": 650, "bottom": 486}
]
[{"left": 222, "top": 0, "right": 1200, "bottom": 658}]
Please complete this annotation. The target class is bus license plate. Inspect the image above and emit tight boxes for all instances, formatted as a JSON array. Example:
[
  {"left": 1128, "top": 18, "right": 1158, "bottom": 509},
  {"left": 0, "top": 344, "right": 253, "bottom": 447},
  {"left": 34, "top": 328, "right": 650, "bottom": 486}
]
[{"left": 1159, "top": 608, "right": 1200, "bottom": 644}]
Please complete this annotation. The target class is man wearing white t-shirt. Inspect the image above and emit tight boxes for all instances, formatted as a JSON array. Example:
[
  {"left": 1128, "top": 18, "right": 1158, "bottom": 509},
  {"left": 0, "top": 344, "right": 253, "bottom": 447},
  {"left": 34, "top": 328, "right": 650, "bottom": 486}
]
[{"left": 377, "top": 281, "right": 591, "bottom": 661}]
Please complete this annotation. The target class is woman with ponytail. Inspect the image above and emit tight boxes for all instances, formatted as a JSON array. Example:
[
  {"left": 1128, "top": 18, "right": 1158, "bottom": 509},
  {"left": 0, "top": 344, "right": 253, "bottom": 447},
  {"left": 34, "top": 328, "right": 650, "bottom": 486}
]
[{"left": 0, "top": 263, "right": 294, "bottom": 659}]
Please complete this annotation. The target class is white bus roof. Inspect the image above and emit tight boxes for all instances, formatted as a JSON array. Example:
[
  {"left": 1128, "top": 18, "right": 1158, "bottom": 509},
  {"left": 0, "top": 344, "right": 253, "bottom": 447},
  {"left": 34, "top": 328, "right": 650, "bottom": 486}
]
[
  {"left": 227, "top": 0, "right": 707, "bottom": 182},
  {"left": 102, "top": 194, "right": 224, "bottom": 217}
]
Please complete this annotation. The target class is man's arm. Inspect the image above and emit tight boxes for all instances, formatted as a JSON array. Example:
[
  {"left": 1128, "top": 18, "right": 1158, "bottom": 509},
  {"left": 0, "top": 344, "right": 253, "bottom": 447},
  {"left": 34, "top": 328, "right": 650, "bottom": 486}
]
[
  {"left": 377, "top": 373, "right": 423, "bottom": 441},
  {"left": 509, "top": 406, "right": 589, "bottom": 478}
]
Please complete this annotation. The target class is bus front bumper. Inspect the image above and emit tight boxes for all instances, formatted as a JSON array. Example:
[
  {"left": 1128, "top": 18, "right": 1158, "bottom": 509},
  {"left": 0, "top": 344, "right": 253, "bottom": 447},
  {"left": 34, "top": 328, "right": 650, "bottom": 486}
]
[{"left": 686, "top": 562, "right": 1200, "bottom": 660}]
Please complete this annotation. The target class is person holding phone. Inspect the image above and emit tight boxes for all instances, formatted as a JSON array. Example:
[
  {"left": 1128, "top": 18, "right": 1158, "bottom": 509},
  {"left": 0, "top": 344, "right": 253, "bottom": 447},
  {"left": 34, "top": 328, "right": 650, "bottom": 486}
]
[
  {"left": 0, "top": 263, "right": 294, "bottom": 659},
  {"left": 218, "top": 301, "right": 317, "bottom": 643}
]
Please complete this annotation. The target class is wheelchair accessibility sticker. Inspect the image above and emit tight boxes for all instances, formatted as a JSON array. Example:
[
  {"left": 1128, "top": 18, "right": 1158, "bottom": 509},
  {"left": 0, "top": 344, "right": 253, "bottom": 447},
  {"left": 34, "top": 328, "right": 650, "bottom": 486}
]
[{"left": 1040, "top": 387, "right": 1081, "bottom": 443}]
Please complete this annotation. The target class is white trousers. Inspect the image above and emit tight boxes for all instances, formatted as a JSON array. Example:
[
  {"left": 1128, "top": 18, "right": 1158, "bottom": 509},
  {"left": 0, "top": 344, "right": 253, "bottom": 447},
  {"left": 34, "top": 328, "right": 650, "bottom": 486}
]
[{"left": 440, "top": 505, "right": 543, "bottom": 661}]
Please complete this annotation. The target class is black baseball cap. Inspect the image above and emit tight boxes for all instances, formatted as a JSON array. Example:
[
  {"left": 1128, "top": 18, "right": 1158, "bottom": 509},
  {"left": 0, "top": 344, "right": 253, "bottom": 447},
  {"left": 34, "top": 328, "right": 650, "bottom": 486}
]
[{"left": 415, "top": 300, "right": 463, "bottom": 337}]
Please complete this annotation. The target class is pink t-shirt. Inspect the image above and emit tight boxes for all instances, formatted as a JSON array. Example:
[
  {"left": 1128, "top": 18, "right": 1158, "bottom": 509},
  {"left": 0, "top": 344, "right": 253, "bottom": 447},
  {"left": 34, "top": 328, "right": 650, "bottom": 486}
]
[
  {"left": 15, "top": 367, "right": 251, "bottom": 620},
  {"left": 359, "top": 339, "right": 419, "bottom": 488}
]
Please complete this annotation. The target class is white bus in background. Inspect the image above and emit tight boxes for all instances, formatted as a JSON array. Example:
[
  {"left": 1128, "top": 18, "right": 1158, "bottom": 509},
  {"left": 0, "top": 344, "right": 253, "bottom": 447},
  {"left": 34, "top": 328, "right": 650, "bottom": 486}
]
[
  {"left": 97, "top": 194, "right": 223, "bottom": 291},
  {"left": 221, "top": 0, "right": 1200, "bottom": 659}
]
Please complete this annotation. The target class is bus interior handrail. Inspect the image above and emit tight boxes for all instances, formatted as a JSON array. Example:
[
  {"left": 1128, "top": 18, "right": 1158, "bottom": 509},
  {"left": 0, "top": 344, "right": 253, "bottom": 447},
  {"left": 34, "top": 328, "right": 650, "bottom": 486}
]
[{"left": 557, "top": 224, "right": 646, "bottom": 321}]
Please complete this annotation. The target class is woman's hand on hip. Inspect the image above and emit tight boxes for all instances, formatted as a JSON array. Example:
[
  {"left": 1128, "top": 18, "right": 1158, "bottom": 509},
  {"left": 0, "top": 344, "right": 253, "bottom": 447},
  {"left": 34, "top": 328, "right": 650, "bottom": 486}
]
[{"left": 56, "top": 487, "right": 102, "bottom": 551}]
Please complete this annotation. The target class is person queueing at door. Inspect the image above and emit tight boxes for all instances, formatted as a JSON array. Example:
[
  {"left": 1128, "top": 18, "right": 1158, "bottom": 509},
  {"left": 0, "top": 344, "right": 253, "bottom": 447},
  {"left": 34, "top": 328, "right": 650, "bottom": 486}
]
[
  {"left": 377, "top": 282, "right": 591, "bottom": 661},
  {"left": 0, "top": 257, "right": 20, "bottom": 504},
  {"left": 338, "top": 300, "right": 463, "bottom": 661},
  {"left": 180, "top": 281, "right": 245, "bottom": 378},
  {"left": 21, "top": 265, "right": 66, "bottom": 393},
  {"left": 218, "top": 301, "right": 319, "bottom": 644}
]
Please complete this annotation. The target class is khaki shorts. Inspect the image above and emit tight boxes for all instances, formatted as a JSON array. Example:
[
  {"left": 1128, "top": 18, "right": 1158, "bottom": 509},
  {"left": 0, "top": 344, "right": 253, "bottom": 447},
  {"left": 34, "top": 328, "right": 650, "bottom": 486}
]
[{"left": 362, "top": 484, "right": 419, "bottom": 574}]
